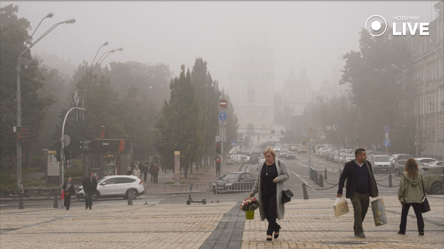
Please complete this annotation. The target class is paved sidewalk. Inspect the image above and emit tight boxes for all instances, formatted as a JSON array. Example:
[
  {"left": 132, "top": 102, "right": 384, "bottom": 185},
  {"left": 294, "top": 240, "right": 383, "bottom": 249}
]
[{"left": 1, "top": 195, "right": 442, "bottom": 248}]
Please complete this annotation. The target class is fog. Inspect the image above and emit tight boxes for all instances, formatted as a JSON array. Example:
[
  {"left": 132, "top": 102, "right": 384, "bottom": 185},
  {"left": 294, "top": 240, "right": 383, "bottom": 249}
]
[{"left": 4, "top": 1, "right": 438, "bottom": 91}]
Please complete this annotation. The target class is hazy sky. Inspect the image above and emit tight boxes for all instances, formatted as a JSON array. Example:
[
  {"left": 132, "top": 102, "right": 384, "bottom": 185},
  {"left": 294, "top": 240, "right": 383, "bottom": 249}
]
[{"left": 3, "top": 1, "right": 440, "bottom": 93}]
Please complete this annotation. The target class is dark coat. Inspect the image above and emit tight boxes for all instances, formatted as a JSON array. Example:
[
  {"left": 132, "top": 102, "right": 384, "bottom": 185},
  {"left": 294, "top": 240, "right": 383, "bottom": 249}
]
[
  {"left": 62, "top": 182, "right": 75, "bottom": 196},
  {"left": 82, "top": 177, "right": 97, "bottom": 193},
  {"left": 337, "top": 160, "right": 378, "bottom": 198},
  {"left": 152, "top": 164, "right": 159, "bottom": 175}
]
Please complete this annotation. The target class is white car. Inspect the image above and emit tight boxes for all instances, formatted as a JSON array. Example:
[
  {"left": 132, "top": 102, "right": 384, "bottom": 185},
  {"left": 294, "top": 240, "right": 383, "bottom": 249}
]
[
  {"left": 341, "top": 154, "right": 355, "bottom": 164},
  {"left": 414, "top": 158, "right": 437, "bottom": 167},
  {"left": 76, "top": 175, "right": 144, "bottom": 201},
  {"left": 368, "top": 155, "right": 392, "bottom": 174}
]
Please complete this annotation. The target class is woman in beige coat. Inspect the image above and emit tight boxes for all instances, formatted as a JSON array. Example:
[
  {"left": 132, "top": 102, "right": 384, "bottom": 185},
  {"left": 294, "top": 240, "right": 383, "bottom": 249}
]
[
  {"left": 250, "top": 147, "right": 290, "bottom": 241},
  {"left": 397, "top": 158, "right": 425, "bottom": 235}
]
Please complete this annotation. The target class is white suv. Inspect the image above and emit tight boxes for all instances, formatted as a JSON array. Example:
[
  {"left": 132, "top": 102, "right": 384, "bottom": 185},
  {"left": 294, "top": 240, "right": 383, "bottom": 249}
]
[{"left": 76, "top": 175, "right": 144, "bottom": 201}]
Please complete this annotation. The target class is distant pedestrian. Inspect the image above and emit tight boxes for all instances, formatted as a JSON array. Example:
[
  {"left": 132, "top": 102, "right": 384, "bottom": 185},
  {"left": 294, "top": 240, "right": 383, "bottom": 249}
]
[
  {"left": 337, "top": 148, "right": 378, "bottom": 239},
  {"left": 133, "top": 165, "right": 141, "bottom": 178},
  {"left": 152, "top": 163, "right": 159, "bottom": 184},
  {"left": 62, "top": 177, "right": 75, "bottom": 210},
  {"left": 143, "top": 161, "right": 149, "bottom": 182},
  {"left": 398, "top": 158, "right": 425, "bottom": 236},
  {"left": 83, "top": 173, "right": 97, "bottom": 210},
  {"left": 150, "top": 163, "right": 154, "bottom": 182},
  {"left": 127, "top": 166, "right": 132, "bottom": 175},
  {"left": 249, "top": 147, "right": 290, "bottom": 242},
  {"left": 95, "top": 173, "right": 100, "bottom": 181},
  {"left": 215, "top": 156, "right": 221, "bottom": 177}
]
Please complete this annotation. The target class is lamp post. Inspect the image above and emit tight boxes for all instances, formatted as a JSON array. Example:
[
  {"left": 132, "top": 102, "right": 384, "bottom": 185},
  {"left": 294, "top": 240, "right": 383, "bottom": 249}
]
[
  {"left": 60, "top": 107, "right": 86, "bottom": 187},
  {"left": 97, "top": 48, "right": 123, "bottom": 65},
  {"left": 27, "top": 12, "right": 54, "bottom": 44},
  {"left": 16, "top": 18, "right": 76, "bottom": 189},
  {"left": 90, "top": 42, "right": 108, "bottom": 67}
]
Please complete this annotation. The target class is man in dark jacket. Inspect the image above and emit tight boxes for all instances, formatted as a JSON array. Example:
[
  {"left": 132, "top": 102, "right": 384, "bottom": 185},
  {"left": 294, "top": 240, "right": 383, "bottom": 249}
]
[
  {"left": 83, "top": 172, "right": 97, "bottom": 210},
  {"left": 337, "top": 148, "right": 378, "bottom": 239},
  {"left": 142, "top": 161, "right": 149, "bottom": 182}
]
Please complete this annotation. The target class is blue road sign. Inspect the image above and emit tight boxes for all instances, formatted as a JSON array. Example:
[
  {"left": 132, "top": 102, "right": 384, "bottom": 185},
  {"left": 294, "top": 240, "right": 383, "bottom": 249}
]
[
  {"left": 384, "top": 125, "right": 390, "bottom": 132},
  {"left": 383, "top": 139, "right": 390, "bottom": 146},
  {"left": 231, "top": 141, "right": 237, "bottom": 147},
  {"left": 218, "top": 112, "right": 227, "bottom": 121}
]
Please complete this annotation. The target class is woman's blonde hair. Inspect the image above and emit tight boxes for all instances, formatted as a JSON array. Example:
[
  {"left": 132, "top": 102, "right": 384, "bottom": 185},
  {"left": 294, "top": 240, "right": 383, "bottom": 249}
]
[
  {"left": 263, "top": 147, "right": 276, "bottom": 157},
  {"left": 404, "top": 158, "right": 419, "bottom": 178}
]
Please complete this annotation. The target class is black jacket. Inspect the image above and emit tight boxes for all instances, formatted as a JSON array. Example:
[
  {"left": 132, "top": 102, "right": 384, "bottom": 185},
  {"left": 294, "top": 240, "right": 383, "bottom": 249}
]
[
  {"left": 62, "top": 182, "right": 75, "bottom": 196},
  {"left": 82, "top": 177, "right": 97, "bottom": 193},
  {"left": 337, "top": 160, "right": 378, "bottom": 198}
]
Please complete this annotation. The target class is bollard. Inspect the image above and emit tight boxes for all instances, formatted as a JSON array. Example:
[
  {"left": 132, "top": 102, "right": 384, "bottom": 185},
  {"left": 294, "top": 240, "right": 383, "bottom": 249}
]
[
  {"left": 314, "top": 172, "right": 319, "bottom": 185},
  {"left": 319, "top": 173, "right": 324, "bottom": 188},
  {"left": 19, "top": 192, "right": 24, "bottom": 209},
  {"left": 389, "top": 171, "right": 393, "bottom": 187},
  {"left": 128, "top": 192, "right": 133, "bottom": 205},
  {"left": 302, "top": 183, "right": 309, "bottom": 200},
  {"left": 53, "top": 190, "right": 58, "bottom": 208},
  {"left": 325, "top": 169, "right": 327, "bottom": 180}
]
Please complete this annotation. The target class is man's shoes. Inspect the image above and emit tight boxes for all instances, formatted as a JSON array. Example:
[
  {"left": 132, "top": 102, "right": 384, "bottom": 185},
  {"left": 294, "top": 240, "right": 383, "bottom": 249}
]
[
  {"left": 397, "top": 231, "right": 405, "bottom": 235},
  {"left": 357, "top": 232, "right": 365, "bottom": 238},
  {"left": 419, "top": 232, "right": 424, "bottom": 236}
]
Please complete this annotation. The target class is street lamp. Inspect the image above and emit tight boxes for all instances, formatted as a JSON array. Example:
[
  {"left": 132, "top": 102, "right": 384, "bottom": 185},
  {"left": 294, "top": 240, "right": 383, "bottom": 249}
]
[
  {"left": 97, "top": 47, "right": 123, "bottom": 65},
  {"left": 60, "top": 107, "right": 86, "bottom": 187},
  {"left": 16, "top": 18, "right": 76, "bottom": 189},
  {"left": 90, "top": 42, "right": 108, "bottom": 67},
  {"left": 27, "top": 12, "right": 54, "bottom": 44}
]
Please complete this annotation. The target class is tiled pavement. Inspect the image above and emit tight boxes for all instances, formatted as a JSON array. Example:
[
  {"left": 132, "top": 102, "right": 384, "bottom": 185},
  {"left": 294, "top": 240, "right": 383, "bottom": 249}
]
[{"left": 1, "top": 195, "right": 443, "bottom": 249}]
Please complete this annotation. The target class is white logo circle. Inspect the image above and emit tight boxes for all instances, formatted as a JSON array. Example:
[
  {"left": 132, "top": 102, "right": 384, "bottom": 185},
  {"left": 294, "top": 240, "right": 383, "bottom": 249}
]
[{"left": 365, "top": 15, "right": 388, "bottom": 37}]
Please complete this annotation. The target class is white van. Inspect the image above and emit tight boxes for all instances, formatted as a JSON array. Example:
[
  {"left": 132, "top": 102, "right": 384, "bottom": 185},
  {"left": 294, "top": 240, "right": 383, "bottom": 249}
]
[{"left": 226, "top": 154, "right": 250, "bottom": 165}]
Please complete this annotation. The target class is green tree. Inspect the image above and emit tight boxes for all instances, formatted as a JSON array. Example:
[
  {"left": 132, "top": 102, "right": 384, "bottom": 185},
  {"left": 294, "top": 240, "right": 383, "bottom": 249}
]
[
  {"left": 340, "top": 27, "right": 409, "bottom": 148},
  {"left": 0, "top": 5, "right": 54, "bottom": 171}
]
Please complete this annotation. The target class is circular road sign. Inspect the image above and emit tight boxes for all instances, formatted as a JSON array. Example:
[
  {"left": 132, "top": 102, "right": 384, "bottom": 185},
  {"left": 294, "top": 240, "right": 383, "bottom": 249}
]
[
  {"left": 218, "top": 112, "right": 227, "bottom": 121},
  {"left": 219, "top": 99, "right": 228, "bottom": 108},
  {"left": 384, "top": 125, "right": 390, "bottom": 132}
]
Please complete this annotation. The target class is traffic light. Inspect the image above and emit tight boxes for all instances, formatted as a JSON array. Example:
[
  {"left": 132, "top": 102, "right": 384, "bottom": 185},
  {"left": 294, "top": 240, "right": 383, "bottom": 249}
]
[{"left": 216, "top": 142, "right": 220, "bottom": 154}]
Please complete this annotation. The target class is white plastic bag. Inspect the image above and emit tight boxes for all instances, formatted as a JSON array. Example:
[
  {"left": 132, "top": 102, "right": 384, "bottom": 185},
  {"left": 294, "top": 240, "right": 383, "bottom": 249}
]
[
  {"left": 333, "top": 197, "right": 349, "bottom": 217},
  {"left": 371, "top": 198, "right": 388, "bottom": 226}
]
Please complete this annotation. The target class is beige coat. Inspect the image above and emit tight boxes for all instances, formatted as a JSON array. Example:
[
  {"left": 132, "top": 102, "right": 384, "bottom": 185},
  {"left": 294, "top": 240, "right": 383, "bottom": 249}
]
[
  {"left": 250, "top": 159, "right": 290, "bottom": 220},
  {"left": 398, "top": 172, "right": 425, "bottom": 204}
]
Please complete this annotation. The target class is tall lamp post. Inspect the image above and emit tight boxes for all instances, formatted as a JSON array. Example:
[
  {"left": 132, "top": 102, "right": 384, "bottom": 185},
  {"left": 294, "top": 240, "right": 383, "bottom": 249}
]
[
  {"left": 96, "top": 48, "right": 123, "bottom": 65},
  {"left": 16, "top": 18, "right": 76, "bottom": 189},
  {"left": 60, "top": 107, "right": 86, "bottom": 187},
  {"left": 90, "top": 42, "right": 108, "bottom": 67}
]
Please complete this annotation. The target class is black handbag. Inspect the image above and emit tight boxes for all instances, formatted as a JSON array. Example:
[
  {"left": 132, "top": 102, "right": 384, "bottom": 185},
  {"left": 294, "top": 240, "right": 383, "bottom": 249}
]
[
  {"left": 282, "top": 189, "right": 294, "bottom": 204},
  {"left": 421, "top": 176, "right": 431, "bottom": 213}
]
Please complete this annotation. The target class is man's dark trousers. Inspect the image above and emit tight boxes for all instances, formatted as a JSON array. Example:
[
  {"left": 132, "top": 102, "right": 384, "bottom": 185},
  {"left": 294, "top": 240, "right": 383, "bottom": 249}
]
[
  {"left": 351, "top": 192, "right": 370, "bottom": 235},
  {"left": 85, "top": 191, "right": 93, "bottom": 209}
]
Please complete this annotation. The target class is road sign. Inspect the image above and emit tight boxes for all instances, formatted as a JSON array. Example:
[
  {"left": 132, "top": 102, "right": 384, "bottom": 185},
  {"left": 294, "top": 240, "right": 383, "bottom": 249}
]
[
  {"left": 383, "top": 139, "right": 390, "bottom": 146},
  {"left": 60, "top": 134, "right": 71, "bottom": 147},
  {"left": 17, "top": 127, "right": 31, "bottom": 143},
  {"left": 231, "top": 141, "right": 237, "bottom": 147},
  {"left": 384, "top": 125, "right": 390, "bottom": 132},
  {"left": 332, "top": 125, "right": 337, "bottom": 131},
  {"left": 219, "top": 99, "right": 228, "bottom": 108},
  {"left": 218, "top": 112, "right": 227, "bottom": 121},
  {"left": 385, "top": 133, "right": 389, "bottom": 139}
]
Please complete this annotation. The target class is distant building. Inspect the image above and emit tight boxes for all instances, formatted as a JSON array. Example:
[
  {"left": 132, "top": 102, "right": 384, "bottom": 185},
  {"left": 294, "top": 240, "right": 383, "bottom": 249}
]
[
  {"left": 281, "top": 69, "right": 314, "bottom": 115},
  {"left": 402, "top": 0, "right": 444, "bottom": 158}
]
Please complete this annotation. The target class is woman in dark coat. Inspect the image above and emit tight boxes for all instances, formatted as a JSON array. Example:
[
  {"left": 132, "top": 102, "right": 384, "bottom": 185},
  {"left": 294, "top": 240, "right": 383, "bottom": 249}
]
[
  {"left": 250, "top": 147, "right": 290, "bottom": 241},
  {"left": 62, "top": 177, "right": 75, "bottom": 210}
]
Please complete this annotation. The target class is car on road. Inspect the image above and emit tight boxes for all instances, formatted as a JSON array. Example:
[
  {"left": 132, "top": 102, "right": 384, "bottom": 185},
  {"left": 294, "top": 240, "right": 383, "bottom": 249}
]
[
  {"left": 368, "top": 154, "right": 392, "bottom": 174},
  {"left": 212, "top": 172, "right": 256, "bottom": 193},
  {"left": 389, "top": 154, "right": 413, "bottom": 167},
  {"left": 225, "top": 154, "right": 250, "bottom": 165},
  {"left": 341, "top": 154, "right": 355, "bottom": 164},
  {"left": 423, "top": 166, "right": 444, "bottom": 194},
  {"left": 414, "top": 158, "right": 437, "bottom": 167},
  {"left": 426, "top": 161, "right": 444, "bottom": 167},
  {"left": 279, "top": 149, "right": 289, "bottom": 158},
  {"left": 76, "top": 175, "right": 144, "bottom": 201},
  {"left": 286, "top": 152, "right": 296, "bottom": 159}
]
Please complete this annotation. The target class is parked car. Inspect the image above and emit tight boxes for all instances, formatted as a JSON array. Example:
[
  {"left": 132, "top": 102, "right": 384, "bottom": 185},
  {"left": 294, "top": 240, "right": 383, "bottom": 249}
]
[
  {"left": 389, "top": 154, "right": 413, "bottom": 167},
  {"left": 341, "top": 154, "right": 355, "bottom": 164},
  {"left": 414, "top": 157, "right": 437, "bottom": 167},
  {"left": 226, "top": 154, "right": 250, "bottom": 165},
  {"left": 286, "top": 152, "right": 296, "bottom": 159},
  {"left": 427, "top": 161, "right": 444, "bottom": 167},
  {"left": 368, "top": 155, "right": 392, "bottom": 174},
  {"left": 423, "top": 166, "right": 444, "bottom": 194},
  {"left": 394, "top": 159, "right": 429, "bottom": 176},
  {"left": 76, "top": 175, "right": 144, "bottom": 201},
  {"left": 212, "top": 172, "right": 256, "bottom": 193}
]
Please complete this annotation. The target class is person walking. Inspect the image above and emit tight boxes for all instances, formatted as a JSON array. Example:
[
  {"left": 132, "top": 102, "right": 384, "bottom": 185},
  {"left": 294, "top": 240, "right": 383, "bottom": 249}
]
[
  {"left": 62, "top": 177, "right": 75, "bottom": 210},
  {"left": 152, "top": 163, "right": 159, "bottom": 184},
  {"left": 83, "top": 173, "right": 97, "bottom": 210},
  {"left": 398, "top": 158, "right": 425, "bottom": 235},
  {"left": 249, "top": 147, "right": 290, "bottom": 242},
  {"left": 150, "top": 163, "right": 154, "bottom": 182},
  {"left": 337, "top": 148, "right": 378, "bottom": 239},
  {"left": 215, "top": 156, "right": 221, "bottom": 177},
  {"left": 126, "top": 166, "right": 132, "bottom": 175},
  {"left": 132, "top": 165, "right": 141, "bottom": 178},
  {"left": 142, "top": 161, "right": 149, "bottom": 182}
]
